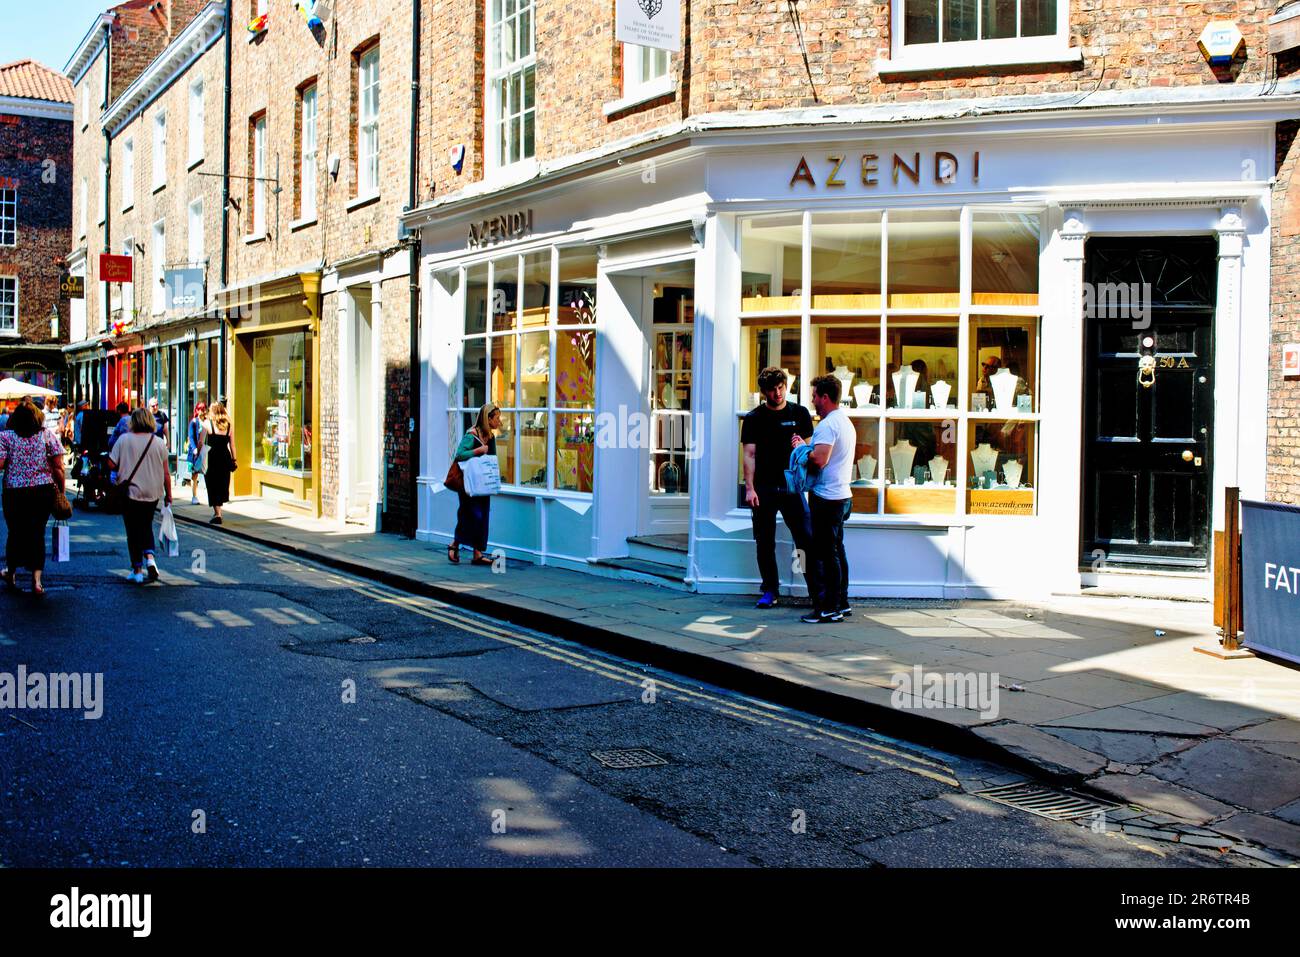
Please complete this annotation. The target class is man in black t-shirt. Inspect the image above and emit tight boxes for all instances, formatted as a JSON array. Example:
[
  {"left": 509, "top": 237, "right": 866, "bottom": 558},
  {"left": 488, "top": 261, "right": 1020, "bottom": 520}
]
[{"left": 741, "top": 366, "right": 816, "bottom": 608}]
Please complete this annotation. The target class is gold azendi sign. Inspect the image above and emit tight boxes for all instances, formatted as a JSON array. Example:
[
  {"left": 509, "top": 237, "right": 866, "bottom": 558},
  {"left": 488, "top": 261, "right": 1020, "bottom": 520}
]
[{"left": 790, "top": 151, "right": 981, "bottom": 190}]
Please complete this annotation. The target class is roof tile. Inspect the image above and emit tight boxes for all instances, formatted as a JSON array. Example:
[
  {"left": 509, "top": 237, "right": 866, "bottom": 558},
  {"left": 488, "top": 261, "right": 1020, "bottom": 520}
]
[{"left": 0, "top": 59, "right": 74, "bottom": 104}]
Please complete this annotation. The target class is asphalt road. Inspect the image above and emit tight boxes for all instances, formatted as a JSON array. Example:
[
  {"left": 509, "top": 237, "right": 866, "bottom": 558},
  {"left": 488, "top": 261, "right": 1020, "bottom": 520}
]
[{"left": 0, "top": 509, "right": 1237, "bottom": 868}]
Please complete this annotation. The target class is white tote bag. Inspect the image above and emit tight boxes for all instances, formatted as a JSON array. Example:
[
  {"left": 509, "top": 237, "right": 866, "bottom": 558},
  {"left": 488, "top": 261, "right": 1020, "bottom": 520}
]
[
  {"left": 462, "top": 454, "right": 501, "bottom": 497},
  {"left": 158, "top": 505, "right": 180, "bottom": 557}
]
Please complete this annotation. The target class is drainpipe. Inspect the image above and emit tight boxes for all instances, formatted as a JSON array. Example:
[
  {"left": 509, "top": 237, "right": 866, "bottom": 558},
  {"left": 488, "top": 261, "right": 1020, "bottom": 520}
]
[
  {"left": 218, "top": 0, "right": 232, "bottom": 402},
  {"left": 406, "top": 0, "right": 422, "bottom": 538},
  {"left": 101, "top": 18, "right": 113, "bottom": 408}
]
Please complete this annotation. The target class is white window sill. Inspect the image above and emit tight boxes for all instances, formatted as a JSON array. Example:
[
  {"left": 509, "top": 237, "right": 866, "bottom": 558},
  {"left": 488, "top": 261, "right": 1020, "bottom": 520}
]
[
  {"left": 346, "top": 192, "right": 380, "bottom": 212},
  {"left": 875, "top": 42, "right": 1082, "bottom": 77},
  {"left": 188, "top": 157, "right": 203, "bottom": 172},
  {"left": 479, "top": 157, "right": 540, "bottom": 194},
  {"left": 0, "top": 330, "right": 19, "bottom": 339},
  {"left": 243, "top": 232, "right": 266, "bottom": 245},
  {"left": 603, "top": 76, "right": 676, "bottom": 116},
  {"left": 289, "top": 215, "right": 317, "bottom": 232}
]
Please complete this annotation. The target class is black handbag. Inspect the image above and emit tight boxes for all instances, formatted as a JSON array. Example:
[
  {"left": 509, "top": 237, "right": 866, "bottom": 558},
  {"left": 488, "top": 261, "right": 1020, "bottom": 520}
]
[{"left": 107, "top": 441, "right": 150, "bottom": 513}]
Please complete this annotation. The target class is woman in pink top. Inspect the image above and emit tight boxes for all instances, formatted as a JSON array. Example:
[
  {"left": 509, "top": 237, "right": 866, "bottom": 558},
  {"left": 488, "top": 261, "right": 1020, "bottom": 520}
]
[{"left": 0, "top": 398, "right": 67, "bottom": 597}]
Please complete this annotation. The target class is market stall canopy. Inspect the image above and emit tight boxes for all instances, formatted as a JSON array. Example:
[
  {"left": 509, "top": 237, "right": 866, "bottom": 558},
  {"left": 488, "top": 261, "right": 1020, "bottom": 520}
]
[{"left": 0, "top": 379, "right": 62, "bottom": 399}]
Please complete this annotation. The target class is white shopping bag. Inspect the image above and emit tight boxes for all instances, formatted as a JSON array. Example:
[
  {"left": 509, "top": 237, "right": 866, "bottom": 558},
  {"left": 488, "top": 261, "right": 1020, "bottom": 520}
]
[
  {"left": 159, "top": 505, "right": 180, "bottom": 557},
  {"left": 52, "top": 521, "right": 70, "bottom": 563},
  {"left": 462, "top": 454, "right": 501, "bottom": 497}
]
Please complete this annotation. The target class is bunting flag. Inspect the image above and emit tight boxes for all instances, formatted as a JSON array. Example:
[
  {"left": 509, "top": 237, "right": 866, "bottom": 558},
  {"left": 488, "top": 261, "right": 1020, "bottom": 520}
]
[
  {"left": 247, "top": 13, "right": 269, "bottom": 34},
  {"left": 295, "top": 0, "right": 324, "bottom": 30}
]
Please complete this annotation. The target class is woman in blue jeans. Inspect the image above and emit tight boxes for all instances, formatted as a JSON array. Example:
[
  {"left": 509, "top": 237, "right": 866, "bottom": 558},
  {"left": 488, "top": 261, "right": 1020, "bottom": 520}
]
[{"left": 448, "top": 403, "right": 500, "bottom": 566}]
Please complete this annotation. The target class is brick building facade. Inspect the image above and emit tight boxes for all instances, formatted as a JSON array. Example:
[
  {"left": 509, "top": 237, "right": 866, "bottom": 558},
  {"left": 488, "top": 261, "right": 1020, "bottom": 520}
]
[{"left": 0, "top": 60, "right": 73, "bottom": 392}]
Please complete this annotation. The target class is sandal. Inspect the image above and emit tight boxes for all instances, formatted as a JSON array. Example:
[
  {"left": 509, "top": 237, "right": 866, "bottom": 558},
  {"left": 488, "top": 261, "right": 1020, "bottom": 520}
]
[
  {"left": 447, "top": 544, "right": 460, "bottom": 564},
  {"left": 470, "top": 555, "right": 495, "bottom": 567}
]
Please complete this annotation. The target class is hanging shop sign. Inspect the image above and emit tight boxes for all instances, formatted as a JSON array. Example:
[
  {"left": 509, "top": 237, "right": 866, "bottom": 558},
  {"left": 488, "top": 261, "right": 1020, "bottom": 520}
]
[
  {"left": 1241, "top": 499, "right": 1300, "bottom": 665},
  {"left": 164, "top": 267, "right": 206, "bottom": 310},
  {"left": 468, "top": 209, "right": 534, "bottom": 249},
  {"left": 615, "top": 0, "right": 681, "bottom": 53},
  {"left": 59, "top": 273, "right": 85, "bottom": 299},
  {"left": 790, "top": 150, "right": 981, "bottom": 191},
  {"left": 99, "top": 253, "right": 133, "bottom": 283}
]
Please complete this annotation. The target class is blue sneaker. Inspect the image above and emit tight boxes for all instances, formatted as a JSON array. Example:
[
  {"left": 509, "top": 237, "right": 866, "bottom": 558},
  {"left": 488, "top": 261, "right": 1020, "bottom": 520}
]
[{"left": 755, "top": 591, "right": 777, "bottom": 609}]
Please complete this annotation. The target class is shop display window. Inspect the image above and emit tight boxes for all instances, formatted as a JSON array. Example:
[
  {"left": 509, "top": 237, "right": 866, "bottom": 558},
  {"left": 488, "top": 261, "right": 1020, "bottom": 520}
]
[
  {"left": 972, "top": 210, "right": 1039, "bottom": 306},
  {"left": 519, "top": 411, "right": 547, "bottom": 487},
  {"left": 519, "top": 331, "right": 549, "bottom": 407},
  {"left": 810, "top": 212, "right": 882, "bottom": 310},
  {"left": 883, "top": 418, "right": 958, "bottom": 514},
  {"left": 886, "top": 209, "right": 960, "bottom": 309},
  {"left": 463, "top": 337, "right": 487, "bottom": 408},
  {"left": 650, "top": 323, "right": 693, "bottom": 496},
  {"left": 813, "top": 319, "right": 882, "bottom": 411},
  {"left": 970, "top": 315, "right": 1037, "bottom": 414},
  {"left": 253, "top": 332, "right": 312, "bottom": 474},
  {"left": 555, "top": 329, "right": 595, "bottom": 408},
  {"left": 555, "top": 412, "right": 595, "bottom": 493},
  {"left": 966, "top": 419, "right": 1036, "bottom": 515},
  {"left": 466, "top": 410, "right": 515, "bottom": 489},
  {"left": 885, "top": 316, "right": 960, "bottom": 410},
  {"left": 848, "top": 417, "right": 882, "bottom": 515},
  {"left": 740, "top": 214, "right": 804, "bottom": 313},
  {"left": 740, "top": 321, "right": 800, "bottom": 408},
  {"left": 557, "top": 248, "right": 597, "bottom": 325},
  {"left": 521, "top": 250, "right": 550, "bottom": 327},
  {"left": 491, "top": 256, "right": 518, "bottom": 332},
  {"left": 489, "top": 336, "right": 516, "bottom": 406},
  {"left": 466, "top": 261, "right": 488, "bottom": 335}
]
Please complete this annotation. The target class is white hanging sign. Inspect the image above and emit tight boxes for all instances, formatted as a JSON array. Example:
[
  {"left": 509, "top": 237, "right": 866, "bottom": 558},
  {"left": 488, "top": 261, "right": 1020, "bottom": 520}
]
[{"left": 616, "top": 0, "right": 681, "bottom": 53}]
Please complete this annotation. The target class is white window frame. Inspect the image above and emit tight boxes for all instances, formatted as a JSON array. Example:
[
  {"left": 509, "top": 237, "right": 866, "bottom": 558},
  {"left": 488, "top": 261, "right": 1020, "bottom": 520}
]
[
  {"left": 357, "top": 49, "right": 380, "bottom": 196},
  {"left": 121, "top": 137, "right": 134, "bottom": 211},
  {"left": 79, "top": 178, "right": 87, "bottom": 239},
  {"left": 188, "top": 197, "right": 204, "bottom": 265},
  {"left": 486, "top": 0, "right": 536, "bottom": 172},
  {"left": 119, "top": 236, "right": 134, "bottom": 318},
  {"left": 0, "top": 277, "right": 17, "bottom": 336},
  {"left": 301, "top": 84, "right": 318, "bottom": 220},
  {"left": 0, "top": 188, "right": 15, "bottom": 246},
  {"left": 97, "top": 158, "right": 107, "bottom": 224},
  {"left": 606, "top": 43, "right": 674, "bottom": 116},
  {"left": 151, "top": 220, "right": 165, "bottom": 315},
  {"left": 252, "top": 114, "right": 266, "bottom": 236},
  {"left": 152, "top": 110, "right": 167, "bottom": 191},
  {"left": 880, "top": 0, "right": 1077, "bottom": 75},
  {"left": 188, "top": 79, "right": 205, "bottom": 167}
]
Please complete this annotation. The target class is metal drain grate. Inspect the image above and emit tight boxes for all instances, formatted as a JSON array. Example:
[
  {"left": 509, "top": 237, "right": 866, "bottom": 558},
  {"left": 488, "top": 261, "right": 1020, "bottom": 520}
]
[
  {"left": 591, "top": 748, "right": 669, "bottom": 769},
  {"left": 975, "top": 782, "right": 1119, "bottom": 821}
]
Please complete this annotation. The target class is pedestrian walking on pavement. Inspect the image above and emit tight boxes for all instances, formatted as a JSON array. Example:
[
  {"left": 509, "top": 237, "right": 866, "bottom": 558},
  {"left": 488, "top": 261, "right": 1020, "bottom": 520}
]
[
  {"left": 107, "top": 407, "right": 172, "bottom": 584},
  {"left": 0, "top": 398, "right": 67, "bottom": 597},
  {"left": 741, "top": 366, "right": 816, "bottom": 609},
  {"left": 204, "top": 402, "right": 235, "bottom": 525},
  {"left": 448, "top": 403, "right": 500, "bottom": 566},
  {"left": 185, "top": 402, "right": 208, "bottom": 505},
  {"left": 792, "top": 374, "right": 856, "bottom": 624}
]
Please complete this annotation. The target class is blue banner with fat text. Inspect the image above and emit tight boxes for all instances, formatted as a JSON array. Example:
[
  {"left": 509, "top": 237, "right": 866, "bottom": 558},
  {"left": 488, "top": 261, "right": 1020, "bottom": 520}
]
[{"left": 1241, "top": 499, "right": 1300, "bottom": 665}]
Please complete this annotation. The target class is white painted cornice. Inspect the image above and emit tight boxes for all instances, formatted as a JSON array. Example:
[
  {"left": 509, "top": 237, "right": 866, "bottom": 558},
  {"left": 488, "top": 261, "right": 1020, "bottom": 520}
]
[
  {"left": 63, "top": 13, "right": 115, "bottom": 84},
  {"left": 0, "top": 95, "right": 73, "bottom": 121}
]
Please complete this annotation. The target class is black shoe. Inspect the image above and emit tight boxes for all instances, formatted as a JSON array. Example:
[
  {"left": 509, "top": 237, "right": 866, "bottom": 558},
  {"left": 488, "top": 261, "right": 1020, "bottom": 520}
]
[
  {"left": 800, "top": 610, "right": 844, "bottom": 624},
  {"left": 209, "top": 516, "right": 223, "bottom": 526},
  {"left": 836, "top": 605, "right": 852, "bottom": 617}
]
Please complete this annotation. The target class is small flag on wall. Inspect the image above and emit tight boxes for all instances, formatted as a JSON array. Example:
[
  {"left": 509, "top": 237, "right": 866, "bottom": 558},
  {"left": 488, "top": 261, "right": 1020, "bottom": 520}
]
[
  {"left": 247, "top": 13, "right": 268, "bottom": 34},
  {"left": 294, "top": 1, "right": 323, "bottom": 30}
]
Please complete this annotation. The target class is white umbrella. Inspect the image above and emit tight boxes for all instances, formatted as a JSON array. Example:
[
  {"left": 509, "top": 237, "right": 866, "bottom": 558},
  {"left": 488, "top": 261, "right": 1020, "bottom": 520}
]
[{"left": 0, "top": 378, "right": 61, "bottom": 399}]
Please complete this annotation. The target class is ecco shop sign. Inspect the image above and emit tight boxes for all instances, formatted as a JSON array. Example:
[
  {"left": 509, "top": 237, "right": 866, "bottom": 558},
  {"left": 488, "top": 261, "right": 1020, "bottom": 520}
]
[
  {"left": 790, "top": 150, "right": 982, "bottom": 190},
  {"left": 1242, "top": 499, "right": 1300, "bottom": 664},
  {"left": 468, "top": 209, "right": 534, "bottom": 248}
]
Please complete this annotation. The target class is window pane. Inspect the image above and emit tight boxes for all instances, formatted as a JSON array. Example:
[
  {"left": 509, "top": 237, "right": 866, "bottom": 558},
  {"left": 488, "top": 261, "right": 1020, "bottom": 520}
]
[
  {"left": 887, "top": 208, "right": 960, "bottom": 307},
  {"left": 491, "top": 24, "right": 501, "bottom": 71},
  {"left": 523, "top": 66, "right": 535, "bottom": 110},
  {"left": 557, "top": 247, "right": 597, "bottom": 325},
  {"left": 492, "top": 256, "right": 518, "bottom": 331},
  {"left": 490, "top": 336, "right": 517, "bottom": 406},
  {"left": 971, "top": 316, "right": 1037, "bottom": 413},
  {"left": 519, "top": 332, "right": 549, "bottom": 406},
  {"left": 518, "top": 410, "right": 547, "bottom": 487},
  {"left": 884, "top": 419, "right": 958, "bottom": 514},
  {"left": 503, "top": 16, "right": 517, "bottom": 65},
  {"left": 520, "top": 7, "right": 533, "bottom": 57},
  {"left": 885, "top": 317, "right": 959, "bottom": 410},
  {"left": 944, "top": 0, "right": 978, "bottom": 42},
  {"left": 740, "top": 322, "right": 801, "bottom": 409},
  {"left": 967, "top": 420, "right": 1036, "bottom": 514},
  {"left": 848, "top": 418, "right": 881, "bottom": 516},
  {"left": 1021, "top": 0, "right": 1056, "bottom": 37},
  {"left": 521, "top": 250, "right": 549, "bottom": 326},
  {"left": 555, "top": 329, "right": 594, "bottom": 408},
  {"left": 463, "top": 337, "right": 487, "bottom": 407},
  {"left": 904, "top": 0, "right": 939, "bottom": 44},
  {"left": 813, "top": 320, "right": 882, "bottom": 409},
  {"left": 523, "top": 109, "right": 535, "bottom": 160},
  {"left": 253, "top": 333, "right": 310, "bottom": 472},
  {"left": 466, "top": 262, "right": 488, "bottom": 335},
  {"left": 981, "top": 0, "right": 1017, "bottom": 39},
  {"left": 811, "top": 211, "right": 882, "bottom": 309},
  {"left": 555, "top": 412, "right": 594, "bottom": 493},
  {"left": 740, "top": 214, "right": 804, "bottom": 311},
  {"left": 972, "top": 210, "right": 1039, "bottom": 306}
]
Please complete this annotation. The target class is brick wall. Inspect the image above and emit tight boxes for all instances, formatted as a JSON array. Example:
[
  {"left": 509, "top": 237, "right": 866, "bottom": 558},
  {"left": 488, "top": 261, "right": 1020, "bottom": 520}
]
[
  {"left": 1268, "top": 49, "right": 1300, "bottom": 505},
  {"left": 0, "top": 113, "right": 73, "bottom": 346}
]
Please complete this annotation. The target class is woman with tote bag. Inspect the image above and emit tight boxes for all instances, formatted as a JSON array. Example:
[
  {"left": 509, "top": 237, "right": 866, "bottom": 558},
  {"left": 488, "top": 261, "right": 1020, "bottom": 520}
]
[{"left": 447, "top": 403, "right": 500, "bottom": 566}]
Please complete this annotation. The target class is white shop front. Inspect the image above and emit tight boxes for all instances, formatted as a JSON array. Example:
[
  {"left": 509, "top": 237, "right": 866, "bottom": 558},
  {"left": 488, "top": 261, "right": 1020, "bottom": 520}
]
[{"left": 410, "top": 100, "right": 1281, "bottom": 600}]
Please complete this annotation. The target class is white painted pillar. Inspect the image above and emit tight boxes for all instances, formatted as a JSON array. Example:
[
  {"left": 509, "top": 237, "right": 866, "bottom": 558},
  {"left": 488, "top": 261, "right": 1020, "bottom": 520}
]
[
  {"left": 1212, "top": 205, "right": 1247, "bottom": 530},
  {"left": 369, "top": 278, "right": 385, "bottom": 530},
  {"left": 336, "top": 289, "right": 352, "bottom": 526}
]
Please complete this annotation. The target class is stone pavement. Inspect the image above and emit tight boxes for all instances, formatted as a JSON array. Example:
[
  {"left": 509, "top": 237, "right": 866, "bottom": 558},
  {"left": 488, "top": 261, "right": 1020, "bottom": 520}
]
[{"left": 172, "top": 494, "right": 1300, "bottom": 866}]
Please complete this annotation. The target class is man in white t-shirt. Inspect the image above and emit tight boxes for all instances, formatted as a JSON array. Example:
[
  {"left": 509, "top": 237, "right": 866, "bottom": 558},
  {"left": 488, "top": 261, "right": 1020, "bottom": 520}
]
[{"left": 792, "top": 374, "right": 856, "bottom": 623}]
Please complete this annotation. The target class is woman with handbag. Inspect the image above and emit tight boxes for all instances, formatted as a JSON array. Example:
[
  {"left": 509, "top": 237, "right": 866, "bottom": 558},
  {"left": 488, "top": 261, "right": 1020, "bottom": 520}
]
[
  {"left": 204, "top": 402, "right": 235, "bottom": 525},
  {"left": 448, "top": 403, "right": 500, "bottom": 566},
  {"left": 186, "top": 402, "right": 208, "bottom": 505},
  {"left": 107, "top": 407, "right": 172, "bottom": 584},
  {"left": 0, "top": 398, "right": 67, "bottom": 597}
]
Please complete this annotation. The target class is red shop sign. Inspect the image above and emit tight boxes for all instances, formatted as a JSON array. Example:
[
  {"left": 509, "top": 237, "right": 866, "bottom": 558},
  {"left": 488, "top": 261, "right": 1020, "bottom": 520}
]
[{"left": 99, "top": 253, "right": 133, "bottom": 283}]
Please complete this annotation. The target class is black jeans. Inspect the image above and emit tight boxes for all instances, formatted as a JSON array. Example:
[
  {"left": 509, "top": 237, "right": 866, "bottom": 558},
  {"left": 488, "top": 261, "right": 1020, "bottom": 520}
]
[
  {"left": 2, "top": 484, "right": 55, "bottom": 572},
  {"left": 808, "top": 494, "right": 851, "bottom": 613},
  {"left": 750, "top": 488, "right": 816, "bottom": 597},
  {"left": 122, "top": 498, "right": 158, "bottom": 569},
  {"left": 454, "top": 491, "right": 491, "bottom": 553}
]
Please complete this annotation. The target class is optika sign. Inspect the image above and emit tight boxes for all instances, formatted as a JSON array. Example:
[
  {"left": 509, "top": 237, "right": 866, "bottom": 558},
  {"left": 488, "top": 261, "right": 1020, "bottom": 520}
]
[
  {"left": 468, "top": 209, "right": 534, "bottom": 248},
  {"left": 790, "top": 150, "right": 981, "bottom": 190}
]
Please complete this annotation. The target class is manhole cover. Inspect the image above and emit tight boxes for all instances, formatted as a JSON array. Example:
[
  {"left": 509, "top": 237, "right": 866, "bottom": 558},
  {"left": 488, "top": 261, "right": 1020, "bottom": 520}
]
[
  {"left": 591, "top": 748, "right": 668, "bottom": 769},
  {"left": 347, "top": 636, "right": 378, "bottom": 644},
  {"left": 975, "top": 782, "right": 1119, "bottom": 821}
]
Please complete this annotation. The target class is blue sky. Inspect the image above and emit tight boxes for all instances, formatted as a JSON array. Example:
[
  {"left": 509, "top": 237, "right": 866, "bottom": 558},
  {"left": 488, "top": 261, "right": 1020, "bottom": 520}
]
[{"left": 2, "top": 1, "right": 121, "bottom": 76}]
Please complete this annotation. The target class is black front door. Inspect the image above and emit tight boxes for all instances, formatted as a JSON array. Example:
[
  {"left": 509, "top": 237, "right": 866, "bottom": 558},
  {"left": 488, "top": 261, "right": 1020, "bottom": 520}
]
[{"left": 1082, "top": 237, "right": 1216, "bottom": 569}]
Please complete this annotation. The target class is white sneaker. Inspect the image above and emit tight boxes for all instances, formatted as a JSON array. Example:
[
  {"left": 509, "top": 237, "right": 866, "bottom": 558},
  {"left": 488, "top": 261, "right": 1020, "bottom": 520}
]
[
  {"left": 190, "top": 496, "right": 199, "bottom": 505},
  {"left": 128, "top": 571, "right": 145, "bottom": 584}
]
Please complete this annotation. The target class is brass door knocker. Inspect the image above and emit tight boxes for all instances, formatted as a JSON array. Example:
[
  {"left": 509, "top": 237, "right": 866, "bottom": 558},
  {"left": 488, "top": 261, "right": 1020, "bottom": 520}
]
[{"left": 1137, "top": 354, "right": 1156, "bottom": 389}]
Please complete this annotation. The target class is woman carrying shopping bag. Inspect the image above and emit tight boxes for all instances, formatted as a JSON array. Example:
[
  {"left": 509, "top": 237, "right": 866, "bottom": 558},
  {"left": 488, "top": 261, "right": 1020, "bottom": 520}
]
[
  {"left": 106, "top": 407, "right": 172, "bottom": 584},
  {"left": 447, "top": 403, "right": 500, "bottom": 566},
  {"left": 0, "top": 398, "right": 66, "bottom": 597}
]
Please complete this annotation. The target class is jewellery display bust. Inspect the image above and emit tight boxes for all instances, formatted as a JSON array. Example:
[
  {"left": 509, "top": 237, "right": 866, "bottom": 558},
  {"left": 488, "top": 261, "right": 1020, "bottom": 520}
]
[{"left": 889, "top": 439, "right": 917, "bottom": 485}]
